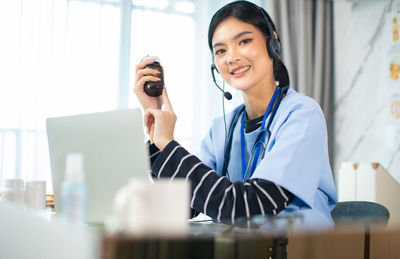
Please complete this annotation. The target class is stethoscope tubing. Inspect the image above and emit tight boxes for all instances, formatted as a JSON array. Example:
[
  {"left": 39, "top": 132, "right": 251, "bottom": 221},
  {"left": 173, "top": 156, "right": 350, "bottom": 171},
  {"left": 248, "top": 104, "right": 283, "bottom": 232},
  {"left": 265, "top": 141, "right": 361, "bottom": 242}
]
[{"left": 222, "top": 85, "right": 289, "bottom": 181}]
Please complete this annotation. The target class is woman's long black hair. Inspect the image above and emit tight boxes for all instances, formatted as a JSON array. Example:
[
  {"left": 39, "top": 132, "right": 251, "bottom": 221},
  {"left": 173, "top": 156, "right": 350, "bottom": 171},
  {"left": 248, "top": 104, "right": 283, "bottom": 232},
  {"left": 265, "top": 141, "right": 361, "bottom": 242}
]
[{"left": 208, "top": 1, "right": 290, "bottom": 87}]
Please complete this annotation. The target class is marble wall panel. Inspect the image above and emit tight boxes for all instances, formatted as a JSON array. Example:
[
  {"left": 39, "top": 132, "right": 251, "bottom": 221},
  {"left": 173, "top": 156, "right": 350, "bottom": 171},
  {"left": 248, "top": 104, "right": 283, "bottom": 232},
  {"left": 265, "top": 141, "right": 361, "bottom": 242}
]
[{"left": 334, "top": 0, "right": 400, "bottom": 183}]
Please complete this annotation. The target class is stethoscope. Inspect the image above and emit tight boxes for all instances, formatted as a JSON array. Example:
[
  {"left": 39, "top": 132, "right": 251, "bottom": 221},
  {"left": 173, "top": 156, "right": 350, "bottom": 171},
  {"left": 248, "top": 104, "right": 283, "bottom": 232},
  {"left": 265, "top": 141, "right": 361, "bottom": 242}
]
[{"left": 221, "top": 84, "right": 290, "bottom": 181}]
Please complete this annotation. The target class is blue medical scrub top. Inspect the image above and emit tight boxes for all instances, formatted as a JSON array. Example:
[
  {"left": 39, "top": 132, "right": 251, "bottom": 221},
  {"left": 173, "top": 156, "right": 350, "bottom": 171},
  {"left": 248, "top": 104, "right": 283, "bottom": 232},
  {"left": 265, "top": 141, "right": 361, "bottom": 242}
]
[{"left": 197, "top": 87, "right": 337, "bottom": 229}]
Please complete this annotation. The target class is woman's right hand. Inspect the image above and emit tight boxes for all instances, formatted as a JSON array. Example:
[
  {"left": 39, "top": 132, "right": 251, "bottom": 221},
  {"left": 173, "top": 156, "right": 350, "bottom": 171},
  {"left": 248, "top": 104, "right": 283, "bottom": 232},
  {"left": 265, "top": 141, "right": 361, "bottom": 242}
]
[{"left": 134, "top": 56, "right": 163, "bottom": 111}]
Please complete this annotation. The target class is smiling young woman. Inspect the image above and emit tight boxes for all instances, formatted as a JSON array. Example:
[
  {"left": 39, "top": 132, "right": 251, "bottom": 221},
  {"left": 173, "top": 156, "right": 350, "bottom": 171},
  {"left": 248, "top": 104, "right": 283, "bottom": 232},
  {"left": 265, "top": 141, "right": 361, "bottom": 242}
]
[
  {"left": 134, "top": 0, "right": 337, "bottom": 230},
  {"left": 212, "top": 17, "right": 275, "bottom": 119}
]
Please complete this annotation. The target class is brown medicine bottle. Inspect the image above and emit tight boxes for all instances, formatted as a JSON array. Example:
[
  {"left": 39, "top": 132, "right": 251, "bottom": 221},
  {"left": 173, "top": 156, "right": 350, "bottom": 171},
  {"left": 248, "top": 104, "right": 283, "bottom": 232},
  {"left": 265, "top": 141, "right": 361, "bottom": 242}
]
[{"left": 143, "top": 56, "right": 164, "bottom": 97}]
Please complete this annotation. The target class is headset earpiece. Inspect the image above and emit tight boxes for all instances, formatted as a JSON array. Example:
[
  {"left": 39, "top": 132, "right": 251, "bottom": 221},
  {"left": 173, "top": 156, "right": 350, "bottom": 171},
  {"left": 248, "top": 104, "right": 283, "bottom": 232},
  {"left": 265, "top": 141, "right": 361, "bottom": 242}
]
[
  {"left": 267, "top": 34, "right": 281, "bottom": 60},
  {"left": 258, "top": 7, "right": 281, "bottom": 60}
]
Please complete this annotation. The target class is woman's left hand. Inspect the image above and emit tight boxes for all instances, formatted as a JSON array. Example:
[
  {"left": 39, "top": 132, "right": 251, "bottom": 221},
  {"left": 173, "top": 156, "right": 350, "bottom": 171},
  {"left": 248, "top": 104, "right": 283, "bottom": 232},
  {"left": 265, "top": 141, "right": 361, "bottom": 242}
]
[{"left": 145, "top": 89, "right": 177, "bottom": 151}]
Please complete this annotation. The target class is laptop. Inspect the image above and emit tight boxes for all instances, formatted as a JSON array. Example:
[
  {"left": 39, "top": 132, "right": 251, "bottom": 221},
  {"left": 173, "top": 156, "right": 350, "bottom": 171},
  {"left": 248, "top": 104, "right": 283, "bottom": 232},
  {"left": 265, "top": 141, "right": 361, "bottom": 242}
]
[{"left": 46, "top": 108, "right": 151, "bottom": 223}]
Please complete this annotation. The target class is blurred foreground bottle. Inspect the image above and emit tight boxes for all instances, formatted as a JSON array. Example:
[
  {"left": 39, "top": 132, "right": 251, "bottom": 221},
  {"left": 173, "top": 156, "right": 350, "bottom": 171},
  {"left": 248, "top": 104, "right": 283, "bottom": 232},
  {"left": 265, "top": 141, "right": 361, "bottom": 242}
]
[{"left": 61, "top": 153, "right": 87, "bottom": 224}]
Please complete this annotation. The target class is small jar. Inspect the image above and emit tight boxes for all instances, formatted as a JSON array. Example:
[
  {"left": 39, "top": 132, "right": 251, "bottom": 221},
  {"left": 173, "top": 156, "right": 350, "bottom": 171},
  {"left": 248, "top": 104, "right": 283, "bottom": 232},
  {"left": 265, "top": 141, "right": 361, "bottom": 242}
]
[
  {"left": 143, "top": 56, "right": 164, "bottom": 97},
  {"left": 1, "top": 179, "right": 25, "bottom": 205}
]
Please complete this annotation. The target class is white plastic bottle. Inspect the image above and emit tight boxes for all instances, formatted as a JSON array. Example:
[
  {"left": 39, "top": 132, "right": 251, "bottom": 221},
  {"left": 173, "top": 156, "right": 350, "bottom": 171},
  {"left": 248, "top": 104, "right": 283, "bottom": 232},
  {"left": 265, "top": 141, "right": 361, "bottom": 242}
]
[{"left": 61, "top": 153, "right": 87, "bottom": 224}]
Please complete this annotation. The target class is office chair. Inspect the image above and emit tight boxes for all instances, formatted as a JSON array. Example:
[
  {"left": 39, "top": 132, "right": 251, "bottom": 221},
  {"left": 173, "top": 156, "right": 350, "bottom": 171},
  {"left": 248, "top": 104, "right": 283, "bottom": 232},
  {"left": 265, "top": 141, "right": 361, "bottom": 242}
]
[
  {"left": 331, "top": 201, "right": 390, "bottom": 259},
  {"left": 331, "top": 201, "right": 390, "bottom": 226}
]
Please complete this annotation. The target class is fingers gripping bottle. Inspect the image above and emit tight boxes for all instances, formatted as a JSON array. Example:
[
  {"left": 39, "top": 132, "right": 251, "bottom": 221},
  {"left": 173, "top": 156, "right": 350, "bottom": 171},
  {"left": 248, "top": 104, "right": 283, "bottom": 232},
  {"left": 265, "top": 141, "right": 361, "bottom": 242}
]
[{"left": 143, "top": 56, "right": 164, "bottom": 97}]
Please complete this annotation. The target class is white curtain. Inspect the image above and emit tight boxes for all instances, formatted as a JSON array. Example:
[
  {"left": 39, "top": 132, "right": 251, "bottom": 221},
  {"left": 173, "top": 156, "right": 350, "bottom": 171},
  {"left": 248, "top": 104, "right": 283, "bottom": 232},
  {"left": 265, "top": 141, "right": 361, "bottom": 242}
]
[
  {"left": 0, "top": 0, "right": 121, "bottom": 191},
  {"left": 266, "top": 0, "right": 335, "bottom": 170}
]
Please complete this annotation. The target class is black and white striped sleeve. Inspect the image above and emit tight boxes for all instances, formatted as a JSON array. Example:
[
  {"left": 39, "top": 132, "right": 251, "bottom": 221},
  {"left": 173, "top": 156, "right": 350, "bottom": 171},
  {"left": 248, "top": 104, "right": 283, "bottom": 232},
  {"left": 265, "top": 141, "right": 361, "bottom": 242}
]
[
  {"left": 148, "top": 142, "right": 161, "bottom": 166},
  {"left": 151, "top": 140, "right": 294, "bottom": 223}
]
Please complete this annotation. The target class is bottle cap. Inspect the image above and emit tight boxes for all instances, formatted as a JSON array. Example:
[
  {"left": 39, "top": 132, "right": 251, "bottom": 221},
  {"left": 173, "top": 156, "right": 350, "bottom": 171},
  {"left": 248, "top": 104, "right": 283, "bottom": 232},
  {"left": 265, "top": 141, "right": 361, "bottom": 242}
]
[
  {"left": 65, "top": 153, "right": 85, "bottom": 183},
  {"left": 143, "top": 56, "right": 160, "bottom": 63}
]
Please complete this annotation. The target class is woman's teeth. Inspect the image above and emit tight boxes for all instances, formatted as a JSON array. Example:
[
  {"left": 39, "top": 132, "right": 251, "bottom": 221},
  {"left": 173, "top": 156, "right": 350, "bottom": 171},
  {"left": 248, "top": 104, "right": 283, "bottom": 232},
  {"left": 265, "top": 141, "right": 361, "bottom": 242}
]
[{"left": 233, "top": 66, "right": 250, "bottom": 75}]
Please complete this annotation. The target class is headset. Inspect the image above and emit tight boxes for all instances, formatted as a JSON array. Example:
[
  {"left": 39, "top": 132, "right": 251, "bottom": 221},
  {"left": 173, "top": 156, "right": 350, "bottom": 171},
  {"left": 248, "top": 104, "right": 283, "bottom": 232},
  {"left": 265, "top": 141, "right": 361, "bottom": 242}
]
[
  {"left": 210, "top": 4, "right": 287, "bottom": 180},
  {"left": 211, "top": 4, "right": 282, "bottom": 100}
]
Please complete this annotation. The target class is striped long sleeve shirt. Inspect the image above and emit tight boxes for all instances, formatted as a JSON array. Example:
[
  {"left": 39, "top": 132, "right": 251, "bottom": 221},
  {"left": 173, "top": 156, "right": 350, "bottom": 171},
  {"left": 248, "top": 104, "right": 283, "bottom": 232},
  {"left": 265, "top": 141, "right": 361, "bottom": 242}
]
[{"left": 149, "top": 141, "right": 294, "bottom": 223}]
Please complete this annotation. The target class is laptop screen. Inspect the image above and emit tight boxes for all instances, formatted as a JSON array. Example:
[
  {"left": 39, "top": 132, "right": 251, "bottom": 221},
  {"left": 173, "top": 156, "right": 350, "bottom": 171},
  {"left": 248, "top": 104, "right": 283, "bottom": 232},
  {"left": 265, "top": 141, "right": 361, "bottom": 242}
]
[{"left": 46, "top": 108, "right": 150, "bottom": 223}]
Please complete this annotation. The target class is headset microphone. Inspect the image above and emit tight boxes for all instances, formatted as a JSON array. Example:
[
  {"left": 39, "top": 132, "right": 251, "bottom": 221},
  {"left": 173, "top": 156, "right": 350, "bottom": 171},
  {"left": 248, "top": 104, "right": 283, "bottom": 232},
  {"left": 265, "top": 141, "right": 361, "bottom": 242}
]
[{"left": 211, "top": 64, "right": 232, "bottom": 100}]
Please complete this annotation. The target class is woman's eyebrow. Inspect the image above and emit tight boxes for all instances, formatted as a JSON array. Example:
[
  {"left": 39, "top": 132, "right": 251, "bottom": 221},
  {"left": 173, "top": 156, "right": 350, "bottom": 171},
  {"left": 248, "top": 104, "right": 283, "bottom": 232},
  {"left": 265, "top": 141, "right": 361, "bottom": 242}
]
[
  {"left": 212, "top": 30, "right": 253, "bottom": 49},
  {"left": 233, "top": 30, "right": 253, "bottom": 40}
]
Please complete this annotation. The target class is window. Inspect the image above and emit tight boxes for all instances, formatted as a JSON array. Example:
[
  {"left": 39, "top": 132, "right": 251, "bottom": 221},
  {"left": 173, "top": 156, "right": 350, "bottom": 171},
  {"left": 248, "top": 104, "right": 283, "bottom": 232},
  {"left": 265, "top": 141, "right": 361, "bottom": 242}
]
[
  {"left": 129, "top": 3, "right": 195, "bottom": 149},
  {"left": 0, "top": 0, "right": 197, "bottom": 193}
]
